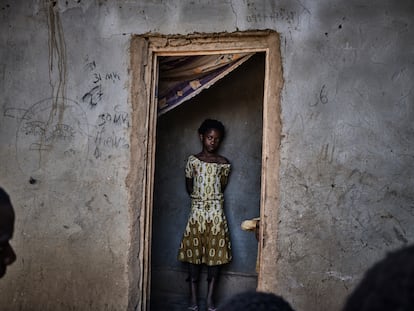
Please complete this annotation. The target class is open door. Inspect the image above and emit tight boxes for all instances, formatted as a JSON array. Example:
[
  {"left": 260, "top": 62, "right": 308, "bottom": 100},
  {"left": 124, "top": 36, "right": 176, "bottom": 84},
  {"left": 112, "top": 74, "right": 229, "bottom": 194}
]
[{"left": 128, "top": 32, "right": 283, "bottom": 311}]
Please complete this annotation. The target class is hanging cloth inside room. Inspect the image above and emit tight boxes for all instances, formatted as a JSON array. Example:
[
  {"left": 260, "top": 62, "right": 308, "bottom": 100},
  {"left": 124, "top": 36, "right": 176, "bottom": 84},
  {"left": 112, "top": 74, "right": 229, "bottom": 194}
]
[{"left": 157, "top": 53, "right": 255, "bottom": 116}]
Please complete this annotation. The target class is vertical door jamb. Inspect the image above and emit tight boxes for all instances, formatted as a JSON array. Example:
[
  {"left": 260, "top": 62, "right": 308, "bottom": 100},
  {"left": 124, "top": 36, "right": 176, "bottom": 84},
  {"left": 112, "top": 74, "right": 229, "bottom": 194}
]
[{"left": 257, "top": 33, "right": 283, "bottom": 292}]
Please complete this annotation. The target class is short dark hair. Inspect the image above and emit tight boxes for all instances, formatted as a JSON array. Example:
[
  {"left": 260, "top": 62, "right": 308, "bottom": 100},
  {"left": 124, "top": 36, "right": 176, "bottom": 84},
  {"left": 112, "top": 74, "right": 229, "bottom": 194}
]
[
  {"left": 0, "top": 187, "right": 11, "bottom": 204},
  {"left": 342, "top": 244, "right": 414, "bottom": 311},
  {"left": 198, "top": 119, "right": 225, "bottom": 139},
  {"left": 0, "top": 187, "right": 14, "bottom": 232},
  {"left": 217, "top": 291, "right": 295, "bottom": 311}
]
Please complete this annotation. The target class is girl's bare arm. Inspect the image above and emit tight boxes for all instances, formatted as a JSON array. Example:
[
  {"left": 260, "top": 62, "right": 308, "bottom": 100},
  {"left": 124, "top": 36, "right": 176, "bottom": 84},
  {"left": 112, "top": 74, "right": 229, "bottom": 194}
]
[{"left": 186, "top": 177, "right": 193, "bottom": 195}]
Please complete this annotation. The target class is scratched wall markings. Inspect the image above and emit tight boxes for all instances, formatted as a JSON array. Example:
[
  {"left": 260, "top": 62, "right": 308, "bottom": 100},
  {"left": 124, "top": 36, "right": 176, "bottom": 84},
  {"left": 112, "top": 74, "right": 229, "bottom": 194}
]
[
  {"left": 245, "top": 7, "right": 296, "bottom": 24},
  {"left": 15, "top": 97, "right": 89, "bottom": 176},
  {"left": 309, "top": 84, "right": 329, "bottom": 107}
]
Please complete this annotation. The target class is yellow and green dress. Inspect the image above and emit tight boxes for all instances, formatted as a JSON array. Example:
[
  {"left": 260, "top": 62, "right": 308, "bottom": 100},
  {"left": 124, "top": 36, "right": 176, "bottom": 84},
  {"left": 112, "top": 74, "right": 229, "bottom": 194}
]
[{"left": 178, "top": 155, "right": 232, "bottom": 266}]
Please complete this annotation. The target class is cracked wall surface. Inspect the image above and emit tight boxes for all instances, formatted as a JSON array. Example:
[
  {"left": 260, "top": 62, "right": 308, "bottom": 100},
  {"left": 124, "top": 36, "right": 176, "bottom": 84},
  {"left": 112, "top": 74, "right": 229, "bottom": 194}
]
[{"left": 0, "top": 1, "right": 413, "bottom": 311}]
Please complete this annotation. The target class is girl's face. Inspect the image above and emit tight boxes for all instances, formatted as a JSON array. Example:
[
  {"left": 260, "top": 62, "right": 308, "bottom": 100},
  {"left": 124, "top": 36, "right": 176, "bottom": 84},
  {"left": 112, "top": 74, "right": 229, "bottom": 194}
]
[{"left": 200, "top": 129, "right": 222, "bottom": 153}]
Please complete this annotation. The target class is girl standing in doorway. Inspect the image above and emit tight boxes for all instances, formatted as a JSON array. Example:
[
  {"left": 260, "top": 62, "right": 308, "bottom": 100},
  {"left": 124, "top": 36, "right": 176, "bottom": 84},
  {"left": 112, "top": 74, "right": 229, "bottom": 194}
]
[{"left": 178, "top": 119, "right": 232, "bottom": 311}]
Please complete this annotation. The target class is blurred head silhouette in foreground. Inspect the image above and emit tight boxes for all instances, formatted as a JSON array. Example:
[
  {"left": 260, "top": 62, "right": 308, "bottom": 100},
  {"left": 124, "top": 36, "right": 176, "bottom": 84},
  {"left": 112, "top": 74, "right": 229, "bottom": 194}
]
[
  {"left": 0, "top": 187, "right": 16, "bottom": 278},
  {"left": 343, "top": 244, "right": 414, "bottom": 311},
  {"left": 217, "top": 291, "right": 295, "bottom": 311}
]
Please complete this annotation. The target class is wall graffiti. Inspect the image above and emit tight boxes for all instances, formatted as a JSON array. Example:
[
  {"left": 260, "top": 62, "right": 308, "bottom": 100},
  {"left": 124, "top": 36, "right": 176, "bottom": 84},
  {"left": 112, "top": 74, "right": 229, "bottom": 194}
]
[
  {"left": 10, "top": 58, "right": 128, "bottom": 170},
  {"left": 98, "top": 105, "right": 130, "bottom": 128},
  {"left": 21, "top": 121, "right": 76, "bottom": 145},
  {"left": 309, "top": 84, "right": 329, "bottom": 107},
  {"left": 82, "top": 58, "right": 121, "bottom": 109},
  {"left": 245, "top": 7, "right": 296, "bottom": 24},
  {"left": 15, "top": 97, "right": 89, "bottom": 177},
  {"left": 93, "top": 104, "right": 130, "bottom": 160},
  {"left": 82, "top": 84, "right": 103, "bottom": 109},
  {"left": 81, "top": 57, "right": 129, "bottom": 160},
  {"left": 93, "top": 127, "right": 129, "bottom": 159}
]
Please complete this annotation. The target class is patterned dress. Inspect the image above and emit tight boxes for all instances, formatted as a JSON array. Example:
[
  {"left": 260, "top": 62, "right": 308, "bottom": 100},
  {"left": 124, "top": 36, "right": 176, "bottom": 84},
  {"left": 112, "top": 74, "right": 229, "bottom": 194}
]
[{"left": 178, "top": 155, "right": 232, "bottom": 266}]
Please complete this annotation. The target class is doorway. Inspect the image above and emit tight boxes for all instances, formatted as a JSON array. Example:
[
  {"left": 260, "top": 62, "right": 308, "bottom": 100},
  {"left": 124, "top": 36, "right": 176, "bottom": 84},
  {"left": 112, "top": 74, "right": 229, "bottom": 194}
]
[
  {"left": 128, "top": 32, "right": 283, "bottom": 311},
  {"left": 151, "top": 52, "right": 265, "bottom": 310}
]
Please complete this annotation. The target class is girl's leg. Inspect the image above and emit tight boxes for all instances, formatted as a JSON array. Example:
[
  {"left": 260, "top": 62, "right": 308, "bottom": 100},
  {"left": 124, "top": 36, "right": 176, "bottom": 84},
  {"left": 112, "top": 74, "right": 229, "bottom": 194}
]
[
  {"left": 189, "top": 263, "right": 201, "bottom": 308},
  {"left": 206, "top": 265, "right": 221, "bottom": 310}
]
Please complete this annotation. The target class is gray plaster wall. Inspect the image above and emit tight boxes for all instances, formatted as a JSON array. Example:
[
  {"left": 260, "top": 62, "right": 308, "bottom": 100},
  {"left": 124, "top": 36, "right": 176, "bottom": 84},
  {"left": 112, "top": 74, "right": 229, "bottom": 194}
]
[{"left": 0, "top": 1, "right": 413, "bottom": 311}]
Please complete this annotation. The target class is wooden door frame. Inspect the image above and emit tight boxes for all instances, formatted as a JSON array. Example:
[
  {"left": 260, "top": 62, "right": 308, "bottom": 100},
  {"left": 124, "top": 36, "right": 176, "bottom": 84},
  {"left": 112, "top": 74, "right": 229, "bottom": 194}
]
[{"left": 128, "top": 31, "right": 283, "bottom": 310}]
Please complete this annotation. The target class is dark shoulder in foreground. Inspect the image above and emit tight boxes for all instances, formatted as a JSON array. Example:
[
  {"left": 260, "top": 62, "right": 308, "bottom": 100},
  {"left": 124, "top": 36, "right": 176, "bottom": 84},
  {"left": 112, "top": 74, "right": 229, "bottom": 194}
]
[
  {"left": 218, "top": 291, "right": 295, "bottom": 311},
  {"left": 342, "top": 244, "right": 414, "bottom": 311}
]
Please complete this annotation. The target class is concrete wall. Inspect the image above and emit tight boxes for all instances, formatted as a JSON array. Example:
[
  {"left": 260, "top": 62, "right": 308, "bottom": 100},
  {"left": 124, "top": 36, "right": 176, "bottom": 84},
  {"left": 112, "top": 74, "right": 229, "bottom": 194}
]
[{"left": 0, "top": 1, "right": 413, "bottom": 311}]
